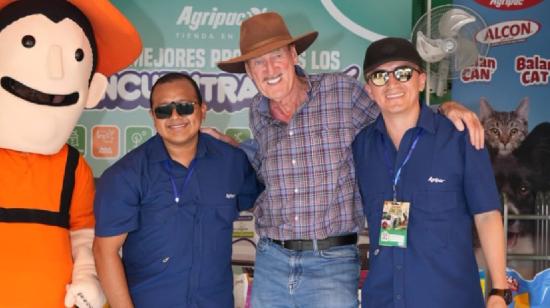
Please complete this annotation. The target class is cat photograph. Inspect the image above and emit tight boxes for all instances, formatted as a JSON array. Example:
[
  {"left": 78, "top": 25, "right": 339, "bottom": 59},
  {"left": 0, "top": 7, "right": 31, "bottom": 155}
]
[
  {"left": 480, "top": 97, "right": 529, "bottom": 158},
  {"left": 477, "top": 97, "right": 550, "bottom": 279}
]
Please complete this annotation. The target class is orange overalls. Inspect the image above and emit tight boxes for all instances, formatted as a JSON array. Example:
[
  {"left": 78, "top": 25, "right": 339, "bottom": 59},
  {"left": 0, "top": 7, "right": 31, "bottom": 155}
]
[{"left": 0, "top": 145, "right": 95, "bottom": 308}]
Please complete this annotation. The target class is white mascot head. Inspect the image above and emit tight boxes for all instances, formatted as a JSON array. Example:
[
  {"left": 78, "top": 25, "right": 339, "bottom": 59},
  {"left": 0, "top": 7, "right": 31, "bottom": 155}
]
[{"left": 0, "top": 0, "right": 142, "bottom": 154}]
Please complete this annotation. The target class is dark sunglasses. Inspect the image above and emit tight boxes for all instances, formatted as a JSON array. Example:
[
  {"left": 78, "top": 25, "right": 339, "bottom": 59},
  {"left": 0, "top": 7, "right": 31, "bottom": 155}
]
[
  {"left": 153, "top": 101, "right": 197, "bottom": 119},
  {"left": 368, "top": 66, "right": 420, "bottom": 86}
]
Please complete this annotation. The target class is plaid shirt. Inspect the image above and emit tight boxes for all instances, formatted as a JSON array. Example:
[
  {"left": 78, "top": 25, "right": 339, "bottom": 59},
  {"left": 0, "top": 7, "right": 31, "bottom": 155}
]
[{"left": 249, "top": 67, "right": 379, "bottom": 240}]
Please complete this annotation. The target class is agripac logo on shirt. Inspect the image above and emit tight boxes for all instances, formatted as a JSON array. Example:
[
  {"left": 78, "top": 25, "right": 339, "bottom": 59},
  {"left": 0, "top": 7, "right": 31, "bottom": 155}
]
[{"left": 474, "top": 0, "right": 543, "bottom": 10}]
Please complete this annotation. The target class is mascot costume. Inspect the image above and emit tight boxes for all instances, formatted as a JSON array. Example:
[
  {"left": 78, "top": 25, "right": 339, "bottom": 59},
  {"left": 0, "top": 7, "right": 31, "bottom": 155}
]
[{"left": 0, "top": 0, "right": 141, "bottom": 307}]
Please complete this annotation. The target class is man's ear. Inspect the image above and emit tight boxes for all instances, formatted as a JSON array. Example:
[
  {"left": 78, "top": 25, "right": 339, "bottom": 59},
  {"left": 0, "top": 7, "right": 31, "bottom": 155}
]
[
  {"left": 85, "top": 73, "right": 109, "bottom": 108},
  {"left": 201, "top": 101, "right": 207, "bottom": 120},
  {"left": 364, "top": 82, "right": 373, "bottom": 98},
  {"left": 244, "top": 62, "right": 250, "bottom": 76},
  {"left": 418, "top": 72, "right": 427, "bottom": 92},
  {"left": 289, "top": 44, "right": 299, "bottom": 65}
]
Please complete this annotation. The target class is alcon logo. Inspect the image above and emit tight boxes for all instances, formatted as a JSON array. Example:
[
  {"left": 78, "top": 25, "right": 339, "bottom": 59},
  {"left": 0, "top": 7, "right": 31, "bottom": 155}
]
[
  {"left": 476, "top": 20, "right": 540, "bottom": 46},
  {"left": 176, "top": 6, "right": 267, "bottom": 31}
]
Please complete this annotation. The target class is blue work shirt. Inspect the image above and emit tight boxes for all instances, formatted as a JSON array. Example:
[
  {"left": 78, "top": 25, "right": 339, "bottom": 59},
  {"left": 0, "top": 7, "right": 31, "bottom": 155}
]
[
  {"left": 95, "top": 133, "right": 261, "bottom": 308},
  {"left": 352, "top": 103, "right": 500, "bottom": 308}
]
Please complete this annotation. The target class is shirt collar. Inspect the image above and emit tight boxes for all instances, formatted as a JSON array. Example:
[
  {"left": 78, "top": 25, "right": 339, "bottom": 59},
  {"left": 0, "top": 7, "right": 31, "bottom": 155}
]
[
  {"left": 416, "top": 102, "right": 436, "bottom": 134},
  {"left": 374, "top": 102, "right": 436, "bottom": 136},
  {"left": 149, "top": 132, "right": 208, "bottom": 163}
]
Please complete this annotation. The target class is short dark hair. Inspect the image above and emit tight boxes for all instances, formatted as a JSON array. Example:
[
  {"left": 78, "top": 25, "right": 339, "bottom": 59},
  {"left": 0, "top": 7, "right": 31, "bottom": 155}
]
[
  {"left": 0, "top": 0, "right": 98, "bottom": 78},
  {"left": 149, "top": 73, "right": 203, "bottom": 109}
]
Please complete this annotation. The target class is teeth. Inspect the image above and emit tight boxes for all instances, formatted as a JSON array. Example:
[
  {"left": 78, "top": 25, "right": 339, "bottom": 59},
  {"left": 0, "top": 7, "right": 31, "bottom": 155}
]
[
  {"left": 266, "top": 75, "right": 281, "bottom": 85},
  {"left": 169, "top": 123, "right": 188, "bottom": 129},
  {"left": 386, "top": 93, "right": 404, "bottom": 99}
]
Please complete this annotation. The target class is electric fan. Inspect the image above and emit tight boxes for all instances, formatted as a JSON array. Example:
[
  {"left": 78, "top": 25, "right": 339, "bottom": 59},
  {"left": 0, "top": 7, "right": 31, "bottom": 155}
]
[{"left": 412, "top": 5, "right": 489, "bottom": 96}]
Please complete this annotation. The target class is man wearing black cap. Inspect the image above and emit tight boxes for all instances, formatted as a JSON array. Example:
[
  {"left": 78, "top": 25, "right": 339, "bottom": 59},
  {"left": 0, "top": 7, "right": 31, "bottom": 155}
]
[
  {"left": 214, "top": 12, "right": 488, "bottom": 308},
  {"left": 353, "top": 37, "right": 510, "bottom": 308}
]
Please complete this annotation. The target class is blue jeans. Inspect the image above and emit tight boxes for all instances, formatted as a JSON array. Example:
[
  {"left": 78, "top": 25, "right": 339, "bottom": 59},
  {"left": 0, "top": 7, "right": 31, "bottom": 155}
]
[{"left": 251, "top": 237, "right": 360, "bottom": 308}]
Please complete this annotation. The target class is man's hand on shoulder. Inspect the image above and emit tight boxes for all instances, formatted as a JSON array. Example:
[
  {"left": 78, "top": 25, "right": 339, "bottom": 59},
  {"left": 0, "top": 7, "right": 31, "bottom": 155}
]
[
  {"left": 439, "top": 101, "right": 484, "bottom": 150},
  {"left": 201, "top": 127, "right": 239, "bottom": 147}
]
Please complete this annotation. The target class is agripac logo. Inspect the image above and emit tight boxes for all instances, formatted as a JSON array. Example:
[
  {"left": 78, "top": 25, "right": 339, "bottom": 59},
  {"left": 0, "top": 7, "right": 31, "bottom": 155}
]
[
  {"left": 476, "top": 20, "right": 540, "bottom": 46},
  {"left": 176, "top": 6, "right": 267, "bottom": 31},
  {"left": 474, "top": 0, "right": 543, "bottom": 10}
]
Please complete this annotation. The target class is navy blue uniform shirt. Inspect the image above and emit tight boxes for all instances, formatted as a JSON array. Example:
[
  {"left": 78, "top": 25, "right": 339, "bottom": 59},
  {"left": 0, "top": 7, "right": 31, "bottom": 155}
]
[
  {"left": 95, "top": 133, "right": 261, "bottom": 308},
  {"left": 353, "top": 103, "right": 500, "bottom": 308}
]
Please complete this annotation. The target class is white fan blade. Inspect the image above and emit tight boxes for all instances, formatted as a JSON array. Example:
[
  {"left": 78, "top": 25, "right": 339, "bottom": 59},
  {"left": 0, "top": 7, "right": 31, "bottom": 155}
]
[
  {"left": 416, "top": 31, "right": 446, "bottom": 63},
  {"left": 455, "top": 36, "right": 480, "bottom": 70},
  {"left": 439, "top": 8, "right": 476, "bottom": 37}
]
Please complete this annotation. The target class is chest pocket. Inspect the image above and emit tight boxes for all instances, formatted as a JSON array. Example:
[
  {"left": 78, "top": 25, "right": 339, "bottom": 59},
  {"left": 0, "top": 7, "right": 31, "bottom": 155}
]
[
  {"left": 198, "top": 197, "right": 238, "bottom": 286},
  {"left": 124, "top": 203, "right": 191, "bottom": 288},
  {"left": 410, "top": 191, "right": 461, "bottom": 250}
]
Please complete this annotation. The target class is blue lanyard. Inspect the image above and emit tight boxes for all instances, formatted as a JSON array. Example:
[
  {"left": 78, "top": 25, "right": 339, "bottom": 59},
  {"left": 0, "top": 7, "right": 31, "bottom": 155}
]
[
  {"left": 381, "top": 129, "right": 423, "bottom": 201},
  {"left": 163, "top": 159, "right": 196, "bottom": 204}
]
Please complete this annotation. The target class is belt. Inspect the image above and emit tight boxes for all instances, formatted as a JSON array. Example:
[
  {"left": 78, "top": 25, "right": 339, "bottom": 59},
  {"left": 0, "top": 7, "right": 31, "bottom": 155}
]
[{"left": 269, "top": 233, "right": 357, "bottom": 251}]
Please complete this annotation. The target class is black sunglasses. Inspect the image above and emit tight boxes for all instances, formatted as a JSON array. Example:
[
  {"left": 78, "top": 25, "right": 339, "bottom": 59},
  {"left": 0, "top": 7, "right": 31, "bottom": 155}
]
[
  {"left": 368, "top": 66, "right": 420, "bottom": 86},
  {"left": 153, "top": 101, "right": 197, "bottom": 119}
]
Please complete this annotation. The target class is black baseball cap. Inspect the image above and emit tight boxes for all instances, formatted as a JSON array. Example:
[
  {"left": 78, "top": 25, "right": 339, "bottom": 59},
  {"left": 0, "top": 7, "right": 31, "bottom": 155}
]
[{"left": 363, "top": 37, "right": 424, "bottom": 75}]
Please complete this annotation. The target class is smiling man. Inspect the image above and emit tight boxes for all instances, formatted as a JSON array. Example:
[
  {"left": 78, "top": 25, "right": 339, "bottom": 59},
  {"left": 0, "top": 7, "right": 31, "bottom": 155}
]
[
  {"left": 353, "top": 37, "right": 510, "bottom": 308},
  {"left": 215, "top": 12, "right": 486, "bottom": 307},
  {"left": 93, "top": 73, "right": 261, "bottom": 308},
  {"left": 0, "top": 1, "right": 141, "bottom": 307}
]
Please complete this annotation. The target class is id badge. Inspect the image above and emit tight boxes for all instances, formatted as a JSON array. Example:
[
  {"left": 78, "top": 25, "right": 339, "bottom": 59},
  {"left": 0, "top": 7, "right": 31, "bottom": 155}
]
[{"left": 379, "top": 200, "right": 410, "bottom": 248}]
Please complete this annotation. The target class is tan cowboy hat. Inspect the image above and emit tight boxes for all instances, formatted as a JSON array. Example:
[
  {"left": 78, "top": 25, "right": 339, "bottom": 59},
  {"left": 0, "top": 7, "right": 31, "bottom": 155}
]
[
  {"left": 217, "top": 12, "right": 318, "bottom": 74},
  {"left": 0, "top": 0, "right": 142, "bottom": 77}
]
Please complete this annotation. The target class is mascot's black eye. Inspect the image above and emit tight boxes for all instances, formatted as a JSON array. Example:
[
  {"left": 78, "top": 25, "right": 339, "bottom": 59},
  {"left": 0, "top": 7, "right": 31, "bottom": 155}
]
[
  {"left": 75, "top": 48, "right": 84, "bottom": 62},
  {"left": 21, "top": 35, "right": 35, "bottom": 48}
]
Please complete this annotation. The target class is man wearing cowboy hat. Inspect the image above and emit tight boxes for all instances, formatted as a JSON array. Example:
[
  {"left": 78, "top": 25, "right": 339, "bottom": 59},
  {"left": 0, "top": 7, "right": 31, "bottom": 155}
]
[
  {"left": 0, "top": 0, "right": 141, "bottom": 307},
  {"left": 216, "top": 12, "right": 485, "bottom": 307}
]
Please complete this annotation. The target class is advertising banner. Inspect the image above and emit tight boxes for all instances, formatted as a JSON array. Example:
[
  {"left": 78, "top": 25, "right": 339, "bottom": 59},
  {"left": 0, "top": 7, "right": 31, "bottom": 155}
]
[
  {"left": 75, "top": 0, "right": 412, "bottom": 177},
  {"left": 452, "top": 0, "right": 550, "bottom": 293}
]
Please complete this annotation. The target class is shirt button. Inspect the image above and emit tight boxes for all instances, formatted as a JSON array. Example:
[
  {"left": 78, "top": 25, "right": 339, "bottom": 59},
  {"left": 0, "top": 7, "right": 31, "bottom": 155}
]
[
  {"left": 294, "top": 188, "right": 299, "bottom": 193},
  {"left": 292, "top": 159, "right": 296, "bottom": 165},
  {"left": 162, "top": 257, "right": 170, "bottom": 263},
  {"left": 396, "top": 294, "right": 402, "bottom": 300},
  {"left": 396, "top": 264, "right": 402, "bottom": 270},
  {"left": 374, "top": 248, "right": 380, "bottom": 256},
  {"left": 289, "top": 130, "right": 294, "bottom": 136},
  {"left": 294, "top": 215, "right": 299, "bottom": 221}
]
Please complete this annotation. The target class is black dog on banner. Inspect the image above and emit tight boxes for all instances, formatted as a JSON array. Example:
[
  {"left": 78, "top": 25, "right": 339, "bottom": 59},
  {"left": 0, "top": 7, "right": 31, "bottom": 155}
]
[{"left": 489, "top": 123, "right": 550, "bottom": 278}]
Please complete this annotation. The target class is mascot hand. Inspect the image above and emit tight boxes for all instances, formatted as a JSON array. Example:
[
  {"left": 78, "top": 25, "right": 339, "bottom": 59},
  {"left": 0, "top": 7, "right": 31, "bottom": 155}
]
[
  {"left": 64, "top": 229, "right": 106, "bottom": 308},
  {"left": 64, "top": 280, "right": 105, "bottom": 308}
]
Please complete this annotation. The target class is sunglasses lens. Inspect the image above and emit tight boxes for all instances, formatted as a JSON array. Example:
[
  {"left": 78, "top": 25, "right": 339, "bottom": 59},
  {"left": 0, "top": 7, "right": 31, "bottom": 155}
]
[
  {"left": 154, "top": 102, "right": 196, "bottom": 119},
  {"left": 395, "top": 67, "right": 414, "bottom": 82},
  {"left": 154, "top": 104, "right": 174, "bottom": 119},
  {"left": 175, "top": 102, "right": 195, "bottom": 115},
  {"left": 370, "top": 71, "right": 388, "bottom": 86},
  {"left": 369, "top": 67, "right": 417, "bottom": 86}
]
